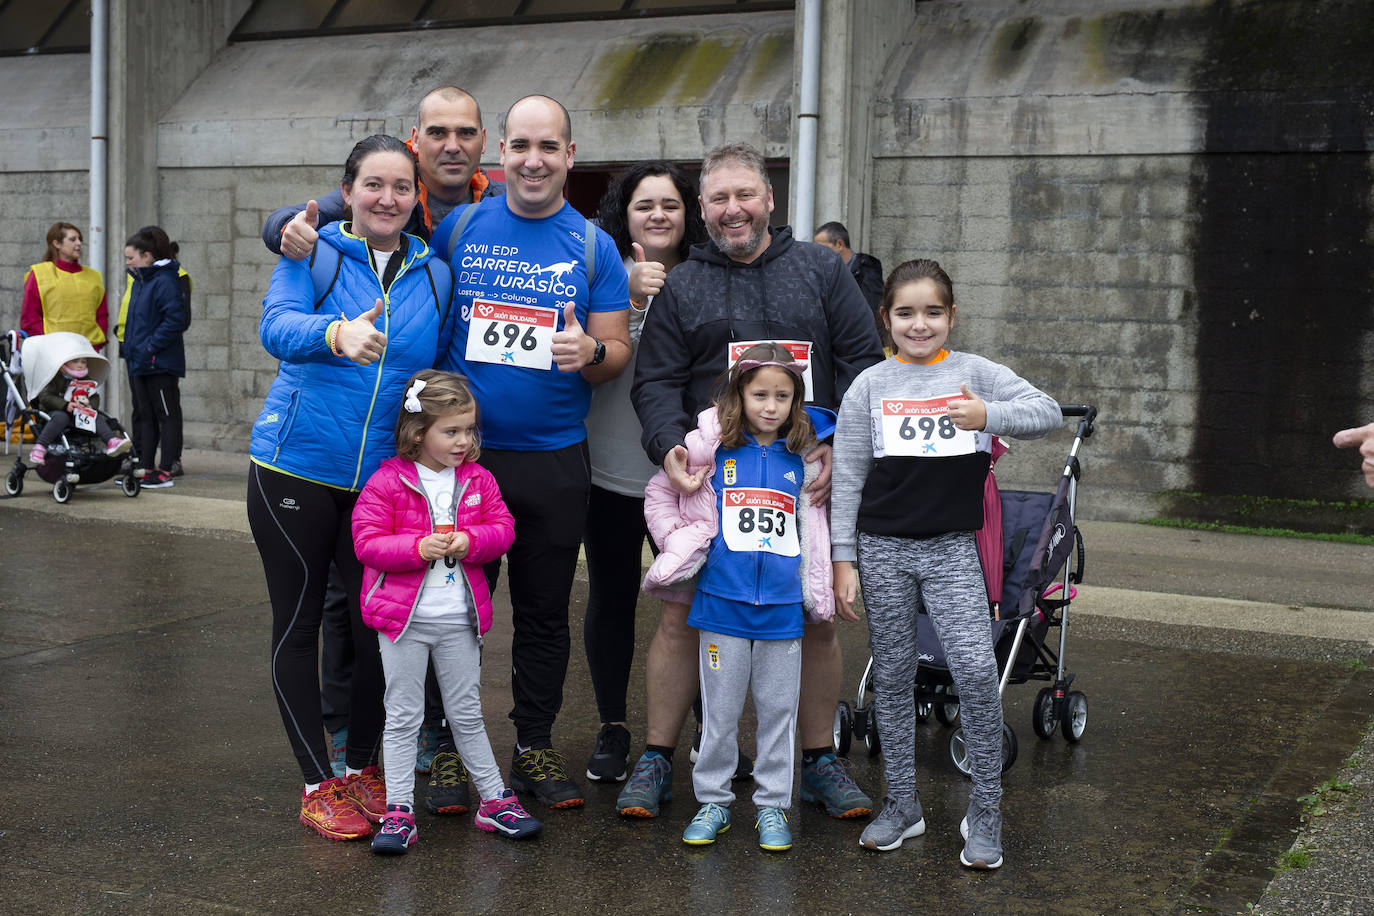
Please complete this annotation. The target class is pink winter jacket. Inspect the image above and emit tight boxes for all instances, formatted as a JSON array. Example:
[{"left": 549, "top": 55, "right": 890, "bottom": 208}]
[
  {"left": 641, "top": 407, "right": 835, "bottom": 622},
  {"left": 352, "top": 456, "right": 515, "bottom": 641}
]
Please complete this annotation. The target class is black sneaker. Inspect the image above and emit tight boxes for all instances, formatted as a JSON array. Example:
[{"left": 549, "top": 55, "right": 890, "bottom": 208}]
[
  {"left": 168, "top": 461, "right": 184, "bottom": 478},
  {"left": 141, "top": 468, "right": 174, "bottom": 489},
  {"left": 510, "top": 746, "right": 584, "bottom": 809},
  {"left": 586, "top": 723, "right": 631, "bottom": 782},
  {"left": 424, "top": 749, "right": 470, "bottom": 815}
]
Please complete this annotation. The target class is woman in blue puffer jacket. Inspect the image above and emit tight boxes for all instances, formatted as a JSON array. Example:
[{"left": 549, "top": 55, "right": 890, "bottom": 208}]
[{"left": 246, "top": 134, "right": 456, "bottom": 842}]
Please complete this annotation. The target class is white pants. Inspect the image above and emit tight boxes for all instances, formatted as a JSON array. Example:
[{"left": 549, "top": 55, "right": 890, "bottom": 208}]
[{"left": 377, "top": 619, "right": 503, "bottom": 807}]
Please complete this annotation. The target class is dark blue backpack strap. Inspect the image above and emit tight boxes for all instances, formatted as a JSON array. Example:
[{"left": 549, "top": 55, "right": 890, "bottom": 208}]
[
  {"left": 308, "top": 245, "right": 343, "bottom": 311},
  {"left": 445, "top": 203, "right": 481, "bottom": 264},
  {"left": 584, "top": 217, "right": 596, "bottom": 285}
]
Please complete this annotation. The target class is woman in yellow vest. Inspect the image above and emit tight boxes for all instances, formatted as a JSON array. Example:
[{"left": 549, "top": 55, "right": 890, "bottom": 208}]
[{"left": 21, "top": 222, "right": 109, "bottom": 350}]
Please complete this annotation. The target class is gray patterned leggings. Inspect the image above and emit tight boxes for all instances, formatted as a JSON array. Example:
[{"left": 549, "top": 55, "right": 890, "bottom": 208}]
[{"left": 858, "top": 531, "right": 1002, "bottom": 807}]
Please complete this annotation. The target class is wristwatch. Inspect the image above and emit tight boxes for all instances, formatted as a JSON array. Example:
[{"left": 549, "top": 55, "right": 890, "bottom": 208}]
[{"left": 589, "top": 338, "right": 606, "bottom": 366}]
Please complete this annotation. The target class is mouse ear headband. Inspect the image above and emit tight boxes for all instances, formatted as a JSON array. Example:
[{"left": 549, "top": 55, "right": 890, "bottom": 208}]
[
  {"left": 404, "top": 379, "right": 427, "bottom": 413},
  {"left": 734, "top": 358, "right": 805, "bottom": 378}
]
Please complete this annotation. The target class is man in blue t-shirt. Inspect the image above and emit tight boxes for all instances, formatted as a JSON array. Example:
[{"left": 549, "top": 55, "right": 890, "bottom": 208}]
[{"left": 432, "top": 94, "right": 630, "bottom": 811}]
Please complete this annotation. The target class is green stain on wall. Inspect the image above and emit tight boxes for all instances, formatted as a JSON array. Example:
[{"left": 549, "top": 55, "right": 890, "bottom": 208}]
[
  {"left": 986, "top": 17, "right": 1044, "bottom": 82},
  {"left": 591, "top": 33, "right": 746, "bottom": 110}
]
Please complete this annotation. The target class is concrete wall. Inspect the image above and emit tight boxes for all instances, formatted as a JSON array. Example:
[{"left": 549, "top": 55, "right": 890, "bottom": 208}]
[
  {"left": 2, "top": 0, "right": 1372, "bottom": 518},
  {"left": 869, "top": 0, "right": 1374, "bottom": 513}
]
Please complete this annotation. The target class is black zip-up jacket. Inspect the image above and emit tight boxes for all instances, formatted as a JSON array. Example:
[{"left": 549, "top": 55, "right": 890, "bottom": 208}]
[{"left": 632, "top": 225, "right": 884, "bottom": 466}]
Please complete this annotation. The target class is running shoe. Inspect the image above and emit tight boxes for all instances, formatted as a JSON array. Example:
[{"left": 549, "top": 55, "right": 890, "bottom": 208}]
[
  {"left": 586, "top": 723, "right": 631, "bottom": 782},
  {"left": 682, "top": 803, "right": 732, "bottom": 845},
  {"left": 371, "top": 804, "right": 418, "bottom": 855},
  {"left": 168, "top": 460, "right": 184, "bottom": 478},
  {"left": 141, "top": 468, "right": 174, "bottom": 488},
  {"left": 755, "top": 807, "right": 793, "bottom": 852},
  {"left": 616, "top": 751, "right": 673, "bottom": 818},
  {"left": 29, "top": 444, "right": 46, "bottom": 464},
  {"left": 474, "top": 789, "right": 543, "bottom": 839},
  {"left": 960, "top": 801, "right": 1004, "bottom": 869},
  {"left": 326, "top": 726, "right": 347, "bottom": 780},
  {"left": 859, "top": 795, "right": 926, "bottom": 851},
  {"left": 509, "top": 746, "right": 584, "bottom": 809},
  {"left": 343, "top": 765, "right": 387, "bottom": 823},
  {"left": 799, "top": 752, "right": 873, "bottom": 818},
  {"left": 424, "top": 749, "right": 470, "bottom": 815},
  {"left": 299, "top": 778, "right": 371, "bottom": 841},
  {"left": 415, "top": 724, "right": 440, "bottom": 774},
  {"left": 105, "top": 437, "right": 132, "bottom": 457}
]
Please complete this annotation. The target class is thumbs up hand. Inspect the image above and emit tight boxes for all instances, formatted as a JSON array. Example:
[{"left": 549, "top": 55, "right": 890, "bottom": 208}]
[
  {"left": 947, "top": 382, "right": 987, "bottom": 431},
  {"left": 627, "top": 241, "right": 667, "bottom": 302},
  {"left": 281, "top": 199, "right": 320, "bottom": 261},
  {"left": 551, "top": 302, "right": 592, "bottom": 372},
  {"left": 336, "top": 298, "right": 388, "bottom": 365}
]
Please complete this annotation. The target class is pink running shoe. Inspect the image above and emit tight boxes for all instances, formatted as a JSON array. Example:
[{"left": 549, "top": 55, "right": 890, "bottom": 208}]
[
  {"left": 474, "top": 789, "right": 543, "bottom": 839},
  {"left": 30, "top": 444, "right": 46, "bottom": 464},
  {"left": 106, "top": 437, "right": 132, "bottom": 457}
]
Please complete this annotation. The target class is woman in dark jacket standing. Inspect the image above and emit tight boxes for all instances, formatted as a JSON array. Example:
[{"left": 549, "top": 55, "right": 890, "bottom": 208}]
[{"left": 122, "top": 226, "right": 188, "bottom": 488}]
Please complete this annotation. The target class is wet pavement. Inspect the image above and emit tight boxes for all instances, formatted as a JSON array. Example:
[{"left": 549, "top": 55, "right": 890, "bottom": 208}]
[{"left": 1, "top": 448, "right": 1372, "bottom": 914}]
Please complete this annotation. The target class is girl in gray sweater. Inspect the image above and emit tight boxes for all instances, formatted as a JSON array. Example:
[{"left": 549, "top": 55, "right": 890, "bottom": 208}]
[{"left": 830, "top": 259, "right": 1061, "bottom": 868}]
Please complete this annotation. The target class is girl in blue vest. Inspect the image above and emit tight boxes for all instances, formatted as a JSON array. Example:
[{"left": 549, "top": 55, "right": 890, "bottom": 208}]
[{"left": 641, "top": 343, "right": 836, "bottom": 852}]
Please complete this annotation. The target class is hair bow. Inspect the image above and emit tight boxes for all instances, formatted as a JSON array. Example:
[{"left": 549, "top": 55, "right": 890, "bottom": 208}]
[{"left": 404, "top": 379, "right": 427, "bottom": 413}]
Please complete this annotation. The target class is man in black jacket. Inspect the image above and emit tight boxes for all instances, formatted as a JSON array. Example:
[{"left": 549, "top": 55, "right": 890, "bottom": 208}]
[
  {"left": 618, "top": 141, "right": 883, "bottom": 822},
  {"left": 261, "top": 85, "right": 504, "bottom": 258},
  {"left": 815, "top": 220, "right": 885, "bottom": 321}
]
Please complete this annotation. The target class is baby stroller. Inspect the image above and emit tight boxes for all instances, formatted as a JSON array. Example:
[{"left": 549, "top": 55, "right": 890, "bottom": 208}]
[
  {"left": 834, "top": 404, "right": 1098, "bottom": 775},
  {"left": 3, "top": 330, "right": 141, "bottom": 502}
]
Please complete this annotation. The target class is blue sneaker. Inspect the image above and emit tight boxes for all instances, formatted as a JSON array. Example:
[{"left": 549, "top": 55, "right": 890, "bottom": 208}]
[
  {"left": 682, "top": 803, "right": 731, "bottom": 845},
  {"left": 616, "top": 751, "right": 672, "bottom": 818},
  {"left": 475, "top": 788, "right": 543, "bottom": 839},
  {"left": 326, "top": 726, "right": 347, "bottom": 780},
  {"left": 370, "top": 804, "right": 418, "bottom": 855},
  {"left": 800, "top": 752, "right": 873, "bottom": 818},
  {"left": 415, "top": 723, "right": 440, "bottom": 774},
  {"left": 755, "top": 807, "right": 792, "bottom": 851}
]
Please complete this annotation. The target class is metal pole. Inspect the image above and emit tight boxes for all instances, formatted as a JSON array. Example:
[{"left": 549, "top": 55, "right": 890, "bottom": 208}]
[
  {"left": 90, "top": 0, "right": 114, "bottom": 414},
  {"left": 793, "top": 0, "right": 821, "bottom": 240}
]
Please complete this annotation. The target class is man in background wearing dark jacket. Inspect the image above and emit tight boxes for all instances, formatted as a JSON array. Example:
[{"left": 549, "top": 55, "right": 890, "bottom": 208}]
[
  {"left": 814, "top": 220, "right": 884, "bottom": 321},
  {"left": 261, "top": 85, "right": 503, "bottom": 258},
  {"left": 619, "top": 141, "right": 883, "bottom": 822}
]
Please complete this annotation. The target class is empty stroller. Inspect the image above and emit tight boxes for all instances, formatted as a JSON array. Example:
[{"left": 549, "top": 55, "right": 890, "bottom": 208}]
[
  {"left": 834, "top": 404, "right": 1097, "bottom": 775},
  {"left": 3, "top": 330, "right": 141, "bottom": 502}
]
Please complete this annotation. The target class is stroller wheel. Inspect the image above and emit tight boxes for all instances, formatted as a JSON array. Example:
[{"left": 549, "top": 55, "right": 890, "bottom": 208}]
[
  {"left": 949, "top": 723, "right": 1018, "bottom": 776},
  {"left": 932, "top": 685, "right": 960, "bottom": 727},
  {"left": 864, "top": 711, "right": 882, "bottom": 757},
  {"left": 833, "top": 701, "right": 853, "bottom": 757},
  {"left": 4, "top": 468, "right": 21, "bottom": 497},
  {"left": 1032, "top": 687, "right": 1057, "bottom": 739},
  {"left": 1062, "top": 691, "right": 1088, "bottom": 743},
  {"left": 52, "top": 479, "right": 73, "bottom": 503},
  {"left": 121, "top": 474, "right": 141, "bottom": 497}
]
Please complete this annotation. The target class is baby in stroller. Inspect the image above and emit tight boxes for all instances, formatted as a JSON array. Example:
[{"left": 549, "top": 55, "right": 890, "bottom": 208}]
[
  {"left": 4, "top": 330, "right": 138, "bottom": 501},
  {"left": 29, "top": 342, "right": 131, "bottom": 465}
]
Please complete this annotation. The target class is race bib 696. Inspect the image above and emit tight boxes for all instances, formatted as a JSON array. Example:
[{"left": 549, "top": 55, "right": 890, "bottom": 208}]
[{"left": 466, "top": 300, "right": 557, "bottom": 369}]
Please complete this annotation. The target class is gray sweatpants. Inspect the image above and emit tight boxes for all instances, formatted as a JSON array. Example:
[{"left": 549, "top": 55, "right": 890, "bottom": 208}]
[
  {"left": 858, "top": 531, "right": 1003, "bottom": 808},
  {"left": 376, "top": 618, "right": 503, "bottom": 808},
  {"left": 695, "top": 630, "right": 801, "bottom": 810}
]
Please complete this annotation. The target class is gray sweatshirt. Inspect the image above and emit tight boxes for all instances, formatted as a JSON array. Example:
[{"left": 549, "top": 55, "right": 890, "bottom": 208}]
[{"left": 830, "top": 352, "right": 1062, "bottom": 560}]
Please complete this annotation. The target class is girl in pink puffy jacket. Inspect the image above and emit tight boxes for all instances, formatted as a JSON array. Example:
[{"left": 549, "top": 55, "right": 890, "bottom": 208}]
[{"left": 352, "top": 370, "right": 541, "bottom": 854}]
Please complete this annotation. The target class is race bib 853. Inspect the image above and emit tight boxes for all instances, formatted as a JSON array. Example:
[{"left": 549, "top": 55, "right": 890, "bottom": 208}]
[{"left": 721, "top": 487, "right": 800, "bottom": 557}]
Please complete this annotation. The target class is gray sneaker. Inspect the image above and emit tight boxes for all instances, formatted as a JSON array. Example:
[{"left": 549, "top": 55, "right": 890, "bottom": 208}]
[
  {"left": 858, "top": 795, "right": 926, "bottom": 851},
  {"left": 959, "top": 801, "right": 1004, "bottom": 869}
]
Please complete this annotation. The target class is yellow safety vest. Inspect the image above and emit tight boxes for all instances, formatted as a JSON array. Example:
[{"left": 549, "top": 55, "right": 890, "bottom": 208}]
[
  {"left": 29, "top": 261, "right": 105, "bottom": 347},
  {"left": 117, "top": 268, "right": 192, "bottom": 341}
]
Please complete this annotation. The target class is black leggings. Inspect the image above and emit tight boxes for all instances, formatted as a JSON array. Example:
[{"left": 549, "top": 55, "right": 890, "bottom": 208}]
[
  {"left": 582, "top": 485, "right": 651, "bottom": 724},
  {"left": 247, "top": 463, "right": 383, "bottom": 784},
  {"left": 128, "top": 371, "right": 182, "bottom": 472}
]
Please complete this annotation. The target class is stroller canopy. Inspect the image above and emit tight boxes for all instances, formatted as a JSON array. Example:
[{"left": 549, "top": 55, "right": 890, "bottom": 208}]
[{"left": 21, "top": 332, "right": 110, "bottom": 398}]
